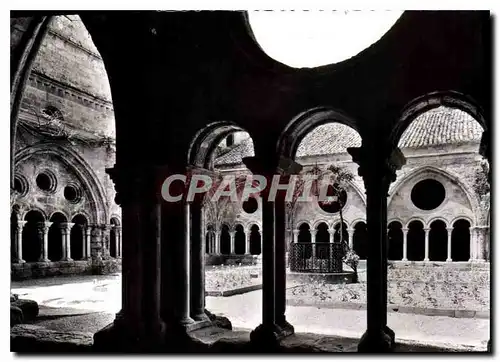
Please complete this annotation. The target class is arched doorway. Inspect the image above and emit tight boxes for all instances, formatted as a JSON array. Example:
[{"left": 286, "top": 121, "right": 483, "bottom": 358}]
[
  {"left": 429, "top": 220, "right": 447, "bottom": 261},
  {"left": 48, "top": 212, "right": 67, "bottom": 261},
  {"left": 452, "top": 219, "right": 471, "bottom": 261},
  {"left": 220, "top": 224, "right": 231, "bottom": 255},
  {"left": 234, "top": 224, "right": 245, "bottom": 255},
  {"left": 22, "top": 210, "right": 45, "bottom": 262},
  {"left": 353, "top": 221, "right": 367, "bottom": 259},
  {"left": 388, "top": 221, "right": 403, "bottom": 261},
  {"left": 407, "top": 220, "right": 425, "bottom": 261},
  {"left": 71, "top": 214, "right": 88, "bottom": 260},
  {"left": 298, "top": 223, "right": 311, "bottom": 259},
  {"left": 249, "top": 224, "right": 261, "bottom": 255}
]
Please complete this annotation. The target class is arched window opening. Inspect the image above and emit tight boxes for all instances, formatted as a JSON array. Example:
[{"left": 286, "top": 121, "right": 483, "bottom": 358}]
[
  {"left": 353, "top": 222, "right": 367, "bottom": 259},
  {"left": 71, "top": 214, "right": 88, "bottom": 260},
  {"left": 388, "top": 221, "right": 403, "bottom": 261},
  {"left": 407, "top": 220, "right": 425, "bottom": 261},
  {"left": 109, "top": 217, "right": 120, "bottom": 258},
  {"left": 333, "top": 222, "right": 348, "bottom": 243},
  {"left": 48, "top": 212, "right": 67, "bottom": 262},
  {"left": 249, "top": 225, "right": 261, "bottom": 255},
  {"left": 22, "top": 210, "right": 45, "bottom": 262},
  {"left": 205, "top": 225, "right": 216, "bottom": 255},
  {"left": 220, "top": 224, "right": 231, "bottom": 255},
  {"left": 316, "top": 222, "right": 330, "bottom": 259},
  {"left": 11, "top": 212, "right": 18, "bottom": 263},
  {"left": 429, "top": 220, "right": 447, "bottom": 261},
  {"left": 452, "top": 219, "right": 471, "bottom": 262},
  {"left": 234, "top": 224, "right": 246, "bottom": 255}
]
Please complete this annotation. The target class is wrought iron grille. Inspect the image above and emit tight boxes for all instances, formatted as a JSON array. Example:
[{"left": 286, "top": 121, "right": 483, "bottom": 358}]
[{"left": 290, "top": 242, "right": 344, "bottom": 273}]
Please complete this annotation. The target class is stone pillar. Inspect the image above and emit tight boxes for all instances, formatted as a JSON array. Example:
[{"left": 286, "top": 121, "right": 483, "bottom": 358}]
[
  {"left": 85, "top": 226, "right": 91, "bottom": 260},
  {"left": 310, "top": 229, "right": 317, "bottom": 259},
  {"left": 446, "top": 227, "right": 453, "bottom": 262},
  {"left": 93, "top": 166, "right": 165, "bottom": 350},
  {"left": 424, "top": 228, "right": 430, "bottom": 262},
  {"left": 15, "top": 220, "right": 26, "bottom": 263},
  {"left": 402, "top": 228, "right": 408, "bottom": 261},
  {"left": 347, "top": 228, "right": 354, "bottom": 249},
  {"left": 189, "top": 197, "right": 209, "bottom": 322},
  {"left": 245, "top": 230, "right": 251, "bottom": 255},
  {"left": 244, "top": 155, "right": 300, "bottom": 346},
  {"left": 348, "top": 145, "right": 405, "bottom": 352},
  {"left": 179, "top": 202, "right": 194, "bottom": 325},
  {"left": 37, "top": 221, "right": 52, "bottom": 262},
  {"left": 101, "top": 224, "right": 112, "bottom": 259},
  {"left": 214, "top": 230, "right": 221, "bottom": 255},
  {"left": 60, "top": 222, "right": 74, "bottom": 261},
  {"left": 293, "top": 229, "right": 299, "bottom": 243},
  {"left": 115, "top": 226, "right": 122, "bottom": 258},
  {"left": 90, "top": 224, "right": 103, "bottom": 261},
  {"left": 229, "top": 230, "right": 235, "bottom": 255}
]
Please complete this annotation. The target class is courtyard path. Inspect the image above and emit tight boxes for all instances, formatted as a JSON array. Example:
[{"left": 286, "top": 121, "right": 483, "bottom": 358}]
[{"left": 11, "top": 274, "right": 489, "bottom": 350}]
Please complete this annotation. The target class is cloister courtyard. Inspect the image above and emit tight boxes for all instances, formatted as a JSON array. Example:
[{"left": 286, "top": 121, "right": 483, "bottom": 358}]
[{"left": 11, "top": 264, "right": 489, "bottom": 351}]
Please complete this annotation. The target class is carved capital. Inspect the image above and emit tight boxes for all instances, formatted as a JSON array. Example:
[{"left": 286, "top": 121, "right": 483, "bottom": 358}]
[
  {"left": 347, "top": 145, "right": 406, "bottom": 192},
  {"left": 59, "top": 222, "right": 75, "bottom": 235},
  {"left": 16, "top": 220, "right": 27, "bottom": 231}
]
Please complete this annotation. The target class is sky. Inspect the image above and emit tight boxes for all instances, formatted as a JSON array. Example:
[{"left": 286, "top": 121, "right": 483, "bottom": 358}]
[{"left": 247, "top": 10, "right": 404, "bottom": 68}]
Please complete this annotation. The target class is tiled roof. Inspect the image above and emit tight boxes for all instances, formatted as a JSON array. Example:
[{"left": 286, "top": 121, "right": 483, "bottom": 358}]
[
  {"left": 214, "top": 138, "right": 255, "bottom": 166},
  {"left": 214, "top": 107, "right": 483, "bottom": 166},
  {"left": 397, "top": 106, "right": 483, "bottom": 148}
]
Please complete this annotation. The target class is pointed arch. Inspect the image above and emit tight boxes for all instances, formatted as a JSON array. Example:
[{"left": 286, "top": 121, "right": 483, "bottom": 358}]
[
  {"left": 15, "top": 142, "right": 108, "bottom": 224},
  {"left": 389, "top": 165, "right": 479, "bottom": 223}
]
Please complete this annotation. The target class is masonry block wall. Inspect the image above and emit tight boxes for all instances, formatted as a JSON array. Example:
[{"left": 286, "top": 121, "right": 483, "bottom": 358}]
[{"left": 11, "top": 15, "right": 121, "bottom": 280}]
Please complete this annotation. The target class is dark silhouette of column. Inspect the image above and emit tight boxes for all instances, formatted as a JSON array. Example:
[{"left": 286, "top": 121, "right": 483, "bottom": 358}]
[{"left": 348, "top": 145, "right": 405, "bottom": 352}]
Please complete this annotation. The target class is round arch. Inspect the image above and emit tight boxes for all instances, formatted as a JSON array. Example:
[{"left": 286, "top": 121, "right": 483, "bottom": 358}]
[
  {"left": 426, "top": 216, "right": 450, "bottom": 229},
  {"left": 48, "top": 210, "right": 70, "bottom": 221},
  {"left": 15, "top": 143, "right": 108, "bottom": 224},
  {"left": 296, "top": 220, "right": 312, "bottom": 230},
  {"left": 22, "top": 207, "right": 48, "bottom": 221},
  {"left": 277, "top": 107, "right": 362, "bottom": 160},
  {"left": 450, "top": 215, "right": 474, "bottom": 228},
  {"left": 405, "top": 217, "right": 426, "bottom": 229},
  {"left": 312, "top": 219, "right": 330, "bottom": 229},
  {"left": 389, "top": 91, "right": 487, "bottom": 149},
  {"left": 350, "top": 218, "right": 367, "bottom": 229},
  {"left": 187, "top": 121, "right": 251, "bottom": 170}
]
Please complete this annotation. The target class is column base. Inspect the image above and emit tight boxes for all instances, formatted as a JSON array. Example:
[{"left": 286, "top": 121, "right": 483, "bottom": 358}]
[
  {"left": 276, "top": 318, "right": 295, "bottom": 338},
  {"left": 61, "top": 257, "right": 73, "bottom": 262},
  {"left": 192, "top": 311, "right": 210, "bottom": 322},
  {"left": 13, "top": 259, "right": 25, "bottom": 264},
  {"left": 93, "top": 318, "right": 166, "bottom": 352},
  {"left": 357, "top": 328, "right": 394, "bottom": 353},
  {"left": 38, "top": 258, "right": 50, "bottom": 263},
  {"left": 180, "top": 316, "right": 195, "bottom": 325},
  {"left": 250, "top": 323, "right": 289, "bottom": 350},
  {"left": 384, "top": 325, "right": 395, "bottom": 345},
  {"left": 401, "top": 258, "right": 407, "bottom": 262},
  {"left": 446, "top": 258, "right": 452, "bottom": 262},
  {"left": 423, "top": 258, "right": 429, "bottom": 262}
]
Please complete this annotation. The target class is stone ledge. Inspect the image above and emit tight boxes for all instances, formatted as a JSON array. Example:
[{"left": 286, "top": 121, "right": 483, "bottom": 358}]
[
  {"left": 11, "top": 324, "right": 93, "bottom": 353},
  {"left": 286, "top": 299, "right": 489, "bottom": 319},
  {"left": 206, "top": 284, "right": 262, "bottom": 297}
]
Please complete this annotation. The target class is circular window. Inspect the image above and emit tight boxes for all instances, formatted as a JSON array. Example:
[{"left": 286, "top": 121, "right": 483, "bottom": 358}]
[
  {"left": 64, "top": 185, "right": 82, "bottom": 203},
  {"left": 318, "top": 184, "right": 347, "bottom": 214},
  {"left": 242, "top": 197, "right": 258, "bottom": 214},
  {"left": 411, "top": 179, "right": 446, "bottom": 211},
  {"left": 36, "top": 172, "right": 57, "bottom": 192},
  {"left": 13, "top": 175, "right": 28, "bottom": 197}
]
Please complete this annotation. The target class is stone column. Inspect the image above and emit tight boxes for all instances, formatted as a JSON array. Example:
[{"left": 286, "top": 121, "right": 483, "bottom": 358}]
[
  {"left": 178, "top": 202, "right": 194, "bottom": 325},
  {"left": 348, "top": 145, "right": 405, "bottom": 352},
  {"left": 293, "top": 229, "right": 299, "bottom": 243},
  {"left": 190, "top": 196, "right": 209, "bottom": 322},
  {"left": 15, "top": 220, "right": 26, "bottom": 263},
  {"left": 101, "top": 224, "right": 112, "bottom": 259},
  {"left": 424, "top": 228, "right": 430, "bottom": 262},
  {"left": 310, "top": 229, "right": 317, "bottom": 259},
  {"left": 60, "top": 222, "right": 74, "bottom": 261},
  {"left": 245, "top": 230, "right": 251, "bottom": 255},
  {"left": 244, "top": 156, "right": 300, "bottom": 345},
  {"left": 347, "top": 228, "right": 354, "bottom": 249},
  {"left": 402, "top": 228, "right": 408, "bottom": 261},
  {"left": 446, "top": 227, "right": 453, "bottom": 262},
  {"left": 214, "top": 230, "right": 221, "bottom": 255},
  {"left": 37, "top": 221, "right": 52, "bottom": 262},
  {"left": 115, "top": 226, "right": 122, "bottom": 259},
  {"left": 85, "top": 226, "right": 91, "bottom": 260},
  {"left": 93, "top": 166, "right": 165, "bottom": 350},
  {"left": 229, "top": 230, "right": 235, "bottom": 255}
]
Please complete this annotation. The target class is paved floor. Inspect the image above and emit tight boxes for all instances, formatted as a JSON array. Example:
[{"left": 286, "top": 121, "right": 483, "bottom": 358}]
[{"left": 11, "top": 274, "right": 489, "bottom": 350}]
